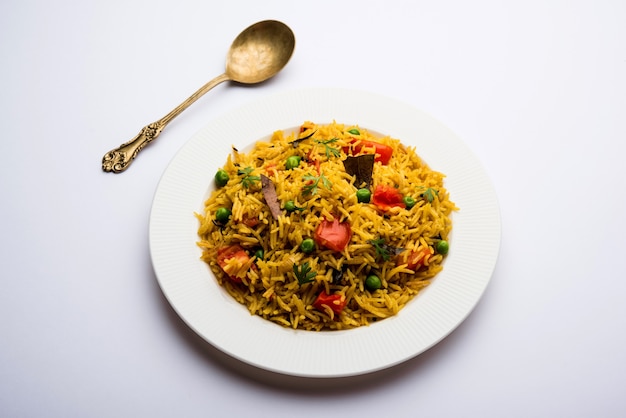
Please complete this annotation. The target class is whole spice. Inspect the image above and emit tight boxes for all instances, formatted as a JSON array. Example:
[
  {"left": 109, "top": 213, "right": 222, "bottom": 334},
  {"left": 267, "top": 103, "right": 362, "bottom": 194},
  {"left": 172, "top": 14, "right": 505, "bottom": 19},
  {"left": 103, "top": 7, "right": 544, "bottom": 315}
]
[{"left": 260, "top": 175, "right": 282, "bottom": 220}]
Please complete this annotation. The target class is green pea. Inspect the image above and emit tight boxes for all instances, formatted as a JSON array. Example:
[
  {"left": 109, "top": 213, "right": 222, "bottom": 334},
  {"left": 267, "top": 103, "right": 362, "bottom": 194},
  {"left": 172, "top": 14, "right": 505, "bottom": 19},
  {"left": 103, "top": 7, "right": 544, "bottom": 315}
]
[
  {"left": 254, "top": 249, "right": 264, "bottom": 260},
  {"left": 284, "top": 201, "right": 297, "bottom": 212},
  {"left": 285, "top": 156, "right": 302, "bottom": 170},
  {"left": 365, "top": 275, "right": 382, "bottom": 291},
  {"left": 436, "top": 240, "right": 449, "bottom": 255},
  {"left": 214, "top": 169, "right": 229, "bottom": 187},
  {"left": 284, "top": 200, "right": 305, "bottom": 212},
  {"left": 300, "top": 238, "right": 315, "bottom": 253},
  {"left": 215, "top": 207, "right": 231, "bottom": 224},
  {"left": 356, "top": 188, "right": 371, "bottom": 203},
  {"left": 403, "top": 196, "right": 416, "bottom": 209}
]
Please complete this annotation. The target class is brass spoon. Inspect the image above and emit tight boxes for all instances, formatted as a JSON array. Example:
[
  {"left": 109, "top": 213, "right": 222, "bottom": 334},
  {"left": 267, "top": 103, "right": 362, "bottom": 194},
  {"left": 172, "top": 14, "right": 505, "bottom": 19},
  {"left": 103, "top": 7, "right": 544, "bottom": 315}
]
[{"left": 102, "top": 20, "right": 295, "bottom": 173}]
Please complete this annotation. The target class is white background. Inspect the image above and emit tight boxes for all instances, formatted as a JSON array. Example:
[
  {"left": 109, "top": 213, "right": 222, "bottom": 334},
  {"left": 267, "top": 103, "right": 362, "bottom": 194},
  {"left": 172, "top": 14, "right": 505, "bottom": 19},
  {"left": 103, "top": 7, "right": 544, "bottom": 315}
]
[{"left": 1, "top": 1, "right": 625, "bottom": 417}]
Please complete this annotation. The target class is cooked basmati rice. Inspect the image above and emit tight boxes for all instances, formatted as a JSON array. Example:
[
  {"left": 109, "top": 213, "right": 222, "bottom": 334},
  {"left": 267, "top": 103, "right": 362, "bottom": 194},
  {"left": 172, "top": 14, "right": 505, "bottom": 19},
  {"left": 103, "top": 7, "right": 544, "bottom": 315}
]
[{"left": 196, "top": 121, "right": 457, "bottom": 331}]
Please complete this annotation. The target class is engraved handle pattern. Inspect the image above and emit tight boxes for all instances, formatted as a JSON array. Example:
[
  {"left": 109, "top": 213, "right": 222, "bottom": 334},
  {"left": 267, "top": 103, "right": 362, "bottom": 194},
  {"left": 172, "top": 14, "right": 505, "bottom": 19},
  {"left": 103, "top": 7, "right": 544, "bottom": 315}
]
[{"left": 102, "top": 122, "right": 164, "bottom": 173}]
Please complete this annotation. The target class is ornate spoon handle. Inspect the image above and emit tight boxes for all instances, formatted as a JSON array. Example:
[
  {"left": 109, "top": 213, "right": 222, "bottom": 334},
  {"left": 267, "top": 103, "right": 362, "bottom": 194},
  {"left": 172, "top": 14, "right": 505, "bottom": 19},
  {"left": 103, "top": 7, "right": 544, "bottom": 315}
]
[{"left": 102, "top": 73, "right": 230, "bottom": 173}]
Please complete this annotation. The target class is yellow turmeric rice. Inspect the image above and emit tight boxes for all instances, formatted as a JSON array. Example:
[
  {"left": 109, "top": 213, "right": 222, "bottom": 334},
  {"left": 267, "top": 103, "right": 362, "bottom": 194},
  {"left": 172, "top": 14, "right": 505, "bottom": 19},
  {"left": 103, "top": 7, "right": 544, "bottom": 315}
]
[{"left": 196, "top": 121, "right": 457, "bottom": 331}]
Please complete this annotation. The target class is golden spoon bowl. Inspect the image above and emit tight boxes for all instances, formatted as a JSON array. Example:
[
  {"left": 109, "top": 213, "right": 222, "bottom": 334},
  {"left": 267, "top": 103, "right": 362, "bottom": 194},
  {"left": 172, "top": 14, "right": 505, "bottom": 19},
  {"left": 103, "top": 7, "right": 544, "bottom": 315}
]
[{"left": 227, "top": 20, "right": 295, "bottom": 84}]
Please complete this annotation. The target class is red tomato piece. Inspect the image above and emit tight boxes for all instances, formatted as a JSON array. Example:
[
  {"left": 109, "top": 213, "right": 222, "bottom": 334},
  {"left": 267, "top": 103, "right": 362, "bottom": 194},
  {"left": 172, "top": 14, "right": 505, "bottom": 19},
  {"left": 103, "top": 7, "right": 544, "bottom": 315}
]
[
  {"left": 344, "top": 139, "right": 393, "bottom": 165},
  {"left": 314, "top": 218, "right": 352, "bottom": 252},
  {"left": 372, "top": 184, "right": 406, "bottom": 212},
  {"left": 404, "top": 247, "right": 433, "bottom": 271},
  {"left": 216, "top": 245, "right": 251, "bottom": 283},
  {"left": 306, "top": 148, "right": 321, "bottom": 175},
  {"left": 313, "top": 290, "right": 347, "bottom": 315},
  {"left": 264, "top": 162, "right": 278, "bottom": 175},
  {"left": 240, "top": 213, "right": 259, "bottom": 227}
]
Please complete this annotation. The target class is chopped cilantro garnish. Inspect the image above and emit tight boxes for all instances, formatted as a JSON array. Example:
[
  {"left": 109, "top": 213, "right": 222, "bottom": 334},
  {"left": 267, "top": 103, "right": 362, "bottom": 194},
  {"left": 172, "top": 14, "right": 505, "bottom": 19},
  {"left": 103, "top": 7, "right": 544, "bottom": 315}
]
[
  {"left": 315, "top": 138, "right": 341, "bottom": 158},
  {"left": 420, "top": 187, "right": 439, "bottom": 203},
  {"left": 302, "top": 173, "right": 332, "bottom": 196},
  {"left": 293, "top": 262, "right": 316, "bottom": 286},
  {"left": 237, "top": 167, "right": 261, "bottom": 188},
  {"left": 368, "top": 238, "right": 404, "bottom": 261}
]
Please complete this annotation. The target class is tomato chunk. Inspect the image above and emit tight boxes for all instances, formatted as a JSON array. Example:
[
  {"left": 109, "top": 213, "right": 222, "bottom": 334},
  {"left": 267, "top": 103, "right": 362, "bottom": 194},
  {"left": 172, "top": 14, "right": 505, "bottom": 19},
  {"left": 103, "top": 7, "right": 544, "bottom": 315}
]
[
  {"left": 372, "top": 184, "right": 406, "bottom": 212},
  {"left": 344, "top": 139, "right": 393, "bottom": 165},
  {"left": 313, "top": 290, "right": 347, "bottom": 315},
  {"left": 240, "top": 213, "right": 259, "bottom": 227},
  {"left": 314, "top": 218, "right": 352, "bottom": 252},
  {"left": 306, "top": 148, "right": 321, "bottom": 175},
  {"left": 263, "top": 162, "right": 278, "bottom": 176},
  {"left": 216, "top": 245, "right": 252, "bottom": 283},
  {"left": 404, "top": 247, "right": 433, "bottom": 271}
]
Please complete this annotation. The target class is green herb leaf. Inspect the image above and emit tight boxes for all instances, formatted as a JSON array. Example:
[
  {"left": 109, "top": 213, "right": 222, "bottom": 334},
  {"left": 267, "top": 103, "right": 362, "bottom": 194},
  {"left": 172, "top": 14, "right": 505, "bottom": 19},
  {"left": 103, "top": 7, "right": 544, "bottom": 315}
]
[
  {"left": 420, "top": 187, "right": 439, "bottom": 203},
  {"left": 348, "top": 128, "right": 360, "bottom": 135},
  {"left": 237, "top": 167, "right": 261, "bottom": 188},
  {"left": 368, "top": 238, "right": 404, "bottom": 261},
  {"left": 321, "top": 175, "right": 332, "bottom": 189},
  {"left": 293, "top": 262, "right": 316, "bottom": 286},
  {"left": 302, "top": 173, "right": 332, "bottom": 196},
  {"left": 315, "top": 138, "right": 341, "bottom": 158}
]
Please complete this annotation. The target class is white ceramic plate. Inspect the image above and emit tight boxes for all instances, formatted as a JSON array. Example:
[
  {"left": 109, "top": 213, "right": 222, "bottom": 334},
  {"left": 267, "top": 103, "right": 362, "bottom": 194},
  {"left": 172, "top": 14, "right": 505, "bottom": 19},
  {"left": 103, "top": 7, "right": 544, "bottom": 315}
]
[{"left": 149, "top": 88, "right": 501, "bottom": 378}]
